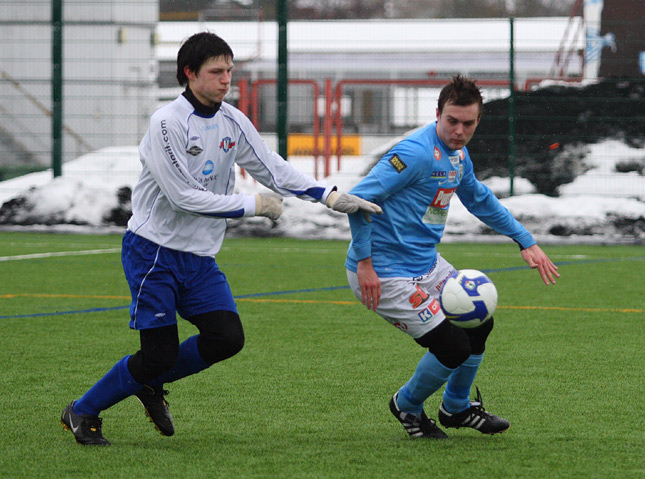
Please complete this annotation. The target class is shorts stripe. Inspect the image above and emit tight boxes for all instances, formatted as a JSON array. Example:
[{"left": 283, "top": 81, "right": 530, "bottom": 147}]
[{"left": 132, "top": 244, "right": 162, "bottom": 329}]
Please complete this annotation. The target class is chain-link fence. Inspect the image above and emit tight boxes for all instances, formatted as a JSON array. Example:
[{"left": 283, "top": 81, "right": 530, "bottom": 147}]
[
  {"left": 1, "top": 3, "right": 643, "bottom": 200},
  {"left": 0, "top": 0, "right": 157, "bottom": 181}
]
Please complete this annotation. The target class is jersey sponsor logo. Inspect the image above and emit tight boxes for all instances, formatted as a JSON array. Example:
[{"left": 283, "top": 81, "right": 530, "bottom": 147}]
[
  {"left": 202, "top": 160, "right": 214, "bottom": 175},
  {"left": 190, "top": 136, "right": 200, "bottom": 141},
  {"left": 418, "top": 299, "right": 441, "bottom": 323},
  {"left": 197, "top": 173, "right": 219, "bottom": 185},
  {"left": 459, "top": 164, "right": 464, "bottom": 180},
  {"left": 431, "top": 170, "right": 447, "bottom": 180},
  {"left": 389, "top": 154, "right": 407, "bottom": 173},
  {"left": 422, "top": 205, "right": 449, "bottom": 224},
  {"left": 160, "top": 120, "right": 195, "bottom": 188},
  {"left": 186, "top": 145, "right": 203, "bottom": 156},
  {"left": 438, "top": 170, "right": 457, "bottom": 185},
  {"left": 449, "top": 155, "right": 460, "bottom": 166},
  {"left": 434, "top": 147, "right": 441, "bottom": 161},
  {"left": 431, "top": 187, "right": 456, "bottom": 208},
  {"left": 458, "top": 149, "right": 465, "bottom": 160},
  {"left": 219, "top": 137, "right": 236, "bottom": 152},
  {"left": 392, "top": 322, "right": 408, "bottom": 332}
]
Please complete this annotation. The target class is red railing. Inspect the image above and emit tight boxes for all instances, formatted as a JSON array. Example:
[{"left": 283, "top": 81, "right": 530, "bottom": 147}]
[
  {"left": 331, "top": 79, "right": 511, "bottom": 166},
  {"left": 239, "top": 76, "right": 584, "bottom": 177}
]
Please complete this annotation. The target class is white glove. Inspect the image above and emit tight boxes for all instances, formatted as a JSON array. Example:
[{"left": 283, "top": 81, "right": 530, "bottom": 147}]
[
  {"left": 254, "top": 193, "right": 283, "bottom": 220},
  {"left": 325, "top": 191, "right": 383, "bottom": 220}
]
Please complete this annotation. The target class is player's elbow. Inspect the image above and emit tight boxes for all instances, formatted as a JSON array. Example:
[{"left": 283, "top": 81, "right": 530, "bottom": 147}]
[{"left": 167, "top": 191, "right": 201, "bottom": 213}]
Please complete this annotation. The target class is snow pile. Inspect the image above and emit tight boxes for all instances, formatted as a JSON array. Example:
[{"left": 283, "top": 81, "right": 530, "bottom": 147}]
[{"left": 1, "top": 140, "right": 643, "bottom": 244}]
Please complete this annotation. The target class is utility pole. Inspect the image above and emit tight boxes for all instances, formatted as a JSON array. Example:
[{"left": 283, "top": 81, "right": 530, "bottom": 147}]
[
  {"left": 508, "top": 16, "right": 516, "bottom": 197},
  {"left": 277, "top": 0, "right": 288, "bottom": 160},
  {"left": 52, "top": 0, "right": 63, "bottom": 177}
]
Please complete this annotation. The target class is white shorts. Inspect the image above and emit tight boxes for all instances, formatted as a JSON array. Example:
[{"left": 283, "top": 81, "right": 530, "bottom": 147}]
[{"left": 347, "top": 254, "right": 456, "bottom": 339}]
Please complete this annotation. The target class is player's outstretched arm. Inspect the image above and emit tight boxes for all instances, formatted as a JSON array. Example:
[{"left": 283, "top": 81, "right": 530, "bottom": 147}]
[
  {"left": 521, "top": 244, "right": 560, "bottom": 285},
  {"left": 326, "top": 191, "right": 383, "bottom": 220}
]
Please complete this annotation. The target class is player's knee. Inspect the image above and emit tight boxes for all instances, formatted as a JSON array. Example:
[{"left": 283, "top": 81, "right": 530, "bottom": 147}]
[
  {"left": 128, "top": 343, "right": 179, "bottom": 384},
  {"left": 192, "top": 311, "right": 245, "bottom": 365},
  {"left": 199, "top": 328, "right": 245, "bottom": 364},
  {"left": 415, "top": 320, "right": 472, "bottom": 369},
  {"left": 464, "top": 317, "right": 494, "bottom": 355}
]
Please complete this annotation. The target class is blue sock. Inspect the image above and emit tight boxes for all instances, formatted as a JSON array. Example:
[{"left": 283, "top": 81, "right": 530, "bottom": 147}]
[
  {"left": 442, "top": 353, "right": 484, "bottom": 413},
  {"left": 73, "top": 355, "right": 141, "bottom": 416},
  {"left": 396, "top": 352, "right": 455, "bottom": 415},
  {"left": 148, "top": 335, "right": 210, "bottom": 387}
]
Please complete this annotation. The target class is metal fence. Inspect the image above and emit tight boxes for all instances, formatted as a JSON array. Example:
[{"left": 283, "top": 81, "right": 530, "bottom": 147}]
[{"left": 0, "top": 5, "right": 643, "bottom": 200}]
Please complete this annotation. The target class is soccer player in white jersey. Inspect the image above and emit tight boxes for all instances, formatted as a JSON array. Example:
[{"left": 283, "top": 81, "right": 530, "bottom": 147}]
[
  {"left": 345, "top": 75, "right": 559, "bottom": 439},
  {"left": 61, "top": 32, "right": 381, "bottom": 446}
]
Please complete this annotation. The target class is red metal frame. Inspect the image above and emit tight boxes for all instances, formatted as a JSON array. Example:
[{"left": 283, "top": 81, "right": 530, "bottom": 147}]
[
  {"left": 240, "top": 77, "right": 575, "bottom": 178},
  {"left": 332, "top": 79, "right": 510, "bottom": 166},
  {"left": 249, "top": 79, "right": 322, "bottom": 177}
]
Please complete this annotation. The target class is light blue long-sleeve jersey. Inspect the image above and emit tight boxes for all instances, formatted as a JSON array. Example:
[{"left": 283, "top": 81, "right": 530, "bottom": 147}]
[{"left": 345, "top": 122, "right": 536, "bottom": 277}]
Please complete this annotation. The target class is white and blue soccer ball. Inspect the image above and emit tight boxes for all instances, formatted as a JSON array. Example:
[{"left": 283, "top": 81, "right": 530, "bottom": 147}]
[{"left": 439, "top": 269, "right": 498, "bottom": 328}]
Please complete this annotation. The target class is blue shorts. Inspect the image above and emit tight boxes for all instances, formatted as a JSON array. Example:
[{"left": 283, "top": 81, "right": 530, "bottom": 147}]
[{"left": 122, "top": 231, "right": 237, "bottom": 330}]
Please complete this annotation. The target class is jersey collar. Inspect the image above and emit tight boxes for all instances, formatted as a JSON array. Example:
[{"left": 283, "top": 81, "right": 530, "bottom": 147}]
[{"left": 182, "top": 87, "right": 221, "bottom": 118}]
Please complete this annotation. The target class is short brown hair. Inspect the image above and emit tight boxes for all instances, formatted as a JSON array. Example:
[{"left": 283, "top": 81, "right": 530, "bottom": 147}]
[{"left": 437, "top": 75, "right": 483, "bottom": 115}]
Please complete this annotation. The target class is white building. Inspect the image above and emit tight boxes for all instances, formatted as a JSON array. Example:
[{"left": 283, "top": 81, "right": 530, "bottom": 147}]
[
  {"left": 0, "top": 11, "right": 584, "bottom": 169},
  {"left": 157, "top": 18, "right": 584, "bottom": 138},
  {"left": 0, "top": 0, "right": 158, "bottom": 168}
]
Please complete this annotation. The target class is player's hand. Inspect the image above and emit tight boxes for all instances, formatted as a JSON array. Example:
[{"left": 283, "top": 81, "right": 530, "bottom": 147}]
[
  {"left": 326, "top": 191, "right": 383, "bottom": 221},
  {"left": 357, "top": 258, "right": 381, "bottom": 311},
  {"left": 255, "top": 193, "right": 283, "bottom": 220},
  {"left": 521, "top": 244, "right": 560, "bottom": 285}
]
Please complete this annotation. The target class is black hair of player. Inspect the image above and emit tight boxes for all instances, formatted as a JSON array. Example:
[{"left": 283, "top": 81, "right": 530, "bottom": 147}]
[
  {"left": 176, "top": 32, "right": 234, "bottom": 86},
  {"left": 437, "top": 75, "right": 483, "bottom": 116}
]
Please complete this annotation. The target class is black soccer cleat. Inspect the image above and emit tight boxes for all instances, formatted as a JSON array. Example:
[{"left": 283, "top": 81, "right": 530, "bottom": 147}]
[
  {"left": 389, "top": 393, "right": 448, "bottom": 439},
  {"left": 438, "top": 387, "right": 510, "bottom": 435},
  {"left": 61, "top": 401, "right": 111, "bottom": 446},
  {"left": 134, "top": 385, "right": 174, "bottom": 436}
]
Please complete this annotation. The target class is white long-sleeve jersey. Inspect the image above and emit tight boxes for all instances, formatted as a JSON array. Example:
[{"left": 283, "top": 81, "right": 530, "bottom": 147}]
[{"left": 127, "top": 90, "right": 333, "bottom": 256}]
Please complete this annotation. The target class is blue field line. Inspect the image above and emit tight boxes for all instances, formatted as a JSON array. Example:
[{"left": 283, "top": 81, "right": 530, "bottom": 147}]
[
  {"left": 2, "top": 256, "right": 644, "bottom": 320},
  {"left": 0, "top": 305, "right": 130, "bottom": 319},
  {"left": 0, "top": 287, "right": 351, "bottom": 319}
]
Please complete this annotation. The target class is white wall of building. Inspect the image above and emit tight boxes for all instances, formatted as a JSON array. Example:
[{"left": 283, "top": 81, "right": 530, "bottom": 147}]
[{"left": 0, "top": 0, "right": 158, "bottom": 167}]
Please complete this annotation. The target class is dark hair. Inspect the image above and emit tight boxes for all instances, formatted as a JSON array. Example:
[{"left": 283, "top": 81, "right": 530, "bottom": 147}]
[
  {"left": 176, "top": 32, "right": 234, "bottom": 86},
  {"left": 437, "top": 75, "right": 483, "bottom": 115}
]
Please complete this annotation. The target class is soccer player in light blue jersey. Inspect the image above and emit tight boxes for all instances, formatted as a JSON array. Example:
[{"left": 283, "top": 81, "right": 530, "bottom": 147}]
[
  {"left": 60, "top": 32, "right": 381, "bottom": 446},
  {"left": 346, "top": 75, "right": 559, "bottom": 439}
]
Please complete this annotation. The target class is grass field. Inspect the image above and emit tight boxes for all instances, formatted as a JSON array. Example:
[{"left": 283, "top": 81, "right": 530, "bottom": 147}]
[{"left": 0, "top": 231, "right": 643, "bottom": 478}]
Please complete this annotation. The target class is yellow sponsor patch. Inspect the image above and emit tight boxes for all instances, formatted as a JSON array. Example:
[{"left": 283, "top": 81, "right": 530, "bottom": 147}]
[{"left": 389, "top": 154, "right": 407, "bottom": 173}]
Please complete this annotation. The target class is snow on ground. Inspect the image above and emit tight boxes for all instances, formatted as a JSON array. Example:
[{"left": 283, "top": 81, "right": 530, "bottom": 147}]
[{"left": 0, "top": 140, "right": 644, "bottom": 244}]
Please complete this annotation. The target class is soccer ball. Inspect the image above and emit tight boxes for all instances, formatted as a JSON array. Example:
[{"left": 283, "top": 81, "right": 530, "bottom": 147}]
[{"left": 439, "top": 269, "right": 497, "bottom": 328}]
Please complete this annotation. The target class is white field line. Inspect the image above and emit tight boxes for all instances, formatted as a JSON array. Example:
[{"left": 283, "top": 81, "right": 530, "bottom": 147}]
[{"left": 0, "top": 248, "right": 121, "bottom": 262}]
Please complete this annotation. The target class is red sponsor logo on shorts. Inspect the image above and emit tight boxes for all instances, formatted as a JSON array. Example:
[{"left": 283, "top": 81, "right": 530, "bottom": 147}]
[{"left": 408, "top": 285, "right": 430, "bottom": 308}]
